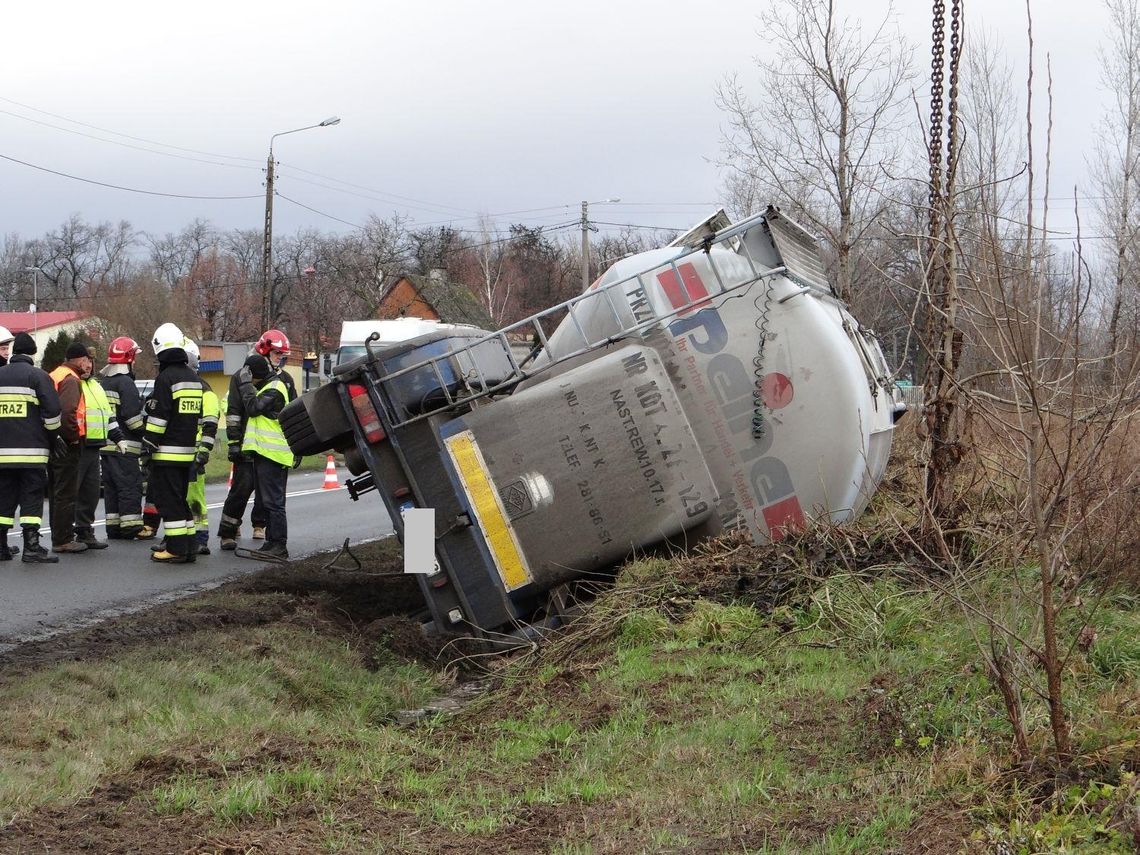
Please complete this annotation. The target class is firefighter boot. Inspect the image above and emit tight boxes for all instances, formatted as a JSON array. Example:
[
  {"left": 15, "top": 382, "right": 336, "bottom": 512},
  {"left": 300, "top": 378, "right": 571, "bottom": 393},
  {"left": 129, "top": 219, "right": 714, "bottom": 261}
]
[
  {"left": 0, "top": 527, "right": 12, "bottom": 560},
  {"left": 21, "top": 528, "right": 59, "bottom": 564}
]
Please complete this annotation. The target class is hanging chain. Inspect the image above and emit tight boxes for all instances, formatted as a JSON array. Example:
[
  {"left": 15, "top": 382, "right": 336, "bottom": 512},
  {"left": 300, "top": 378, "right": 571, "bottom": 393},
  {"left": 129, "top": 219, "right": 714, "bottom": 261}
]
[
  {"left": 751, "top": 276, "right": 777, "bottom": 439},
  {"left": 945, "top": 0, "right": 963, "bottom": 191},
  {"left": 928, "top": 0, "right": 946, "bottom": 243}
]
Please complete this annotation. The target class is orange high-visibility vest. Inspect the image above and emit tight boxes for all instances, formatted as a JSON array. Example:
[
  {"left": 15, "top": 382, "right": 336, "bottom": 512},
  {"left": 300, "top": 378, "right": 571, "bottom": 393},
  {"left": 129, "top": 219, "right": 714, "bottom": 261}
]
[{"left": 50, "top": 364, "right": 86, "bottom": 438}]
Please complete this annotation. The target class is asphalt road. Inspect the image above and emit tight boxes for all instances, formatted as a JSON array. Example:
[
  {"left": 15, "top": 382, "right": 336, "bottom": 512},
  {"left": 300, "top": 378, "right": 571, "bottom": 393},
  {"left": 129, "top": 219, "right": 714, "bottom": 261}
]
[{"left": 0, "top": 469, "right": 394, "bottom": 649}]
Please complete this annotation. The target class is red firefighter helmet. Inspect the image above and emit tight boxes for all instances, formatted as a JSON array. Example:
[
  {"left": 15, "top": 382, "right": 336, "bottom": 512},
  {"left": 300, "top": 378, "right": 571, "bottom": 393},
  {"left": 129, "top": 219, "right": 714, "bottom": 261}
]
[
  {"left": 255, "top": 328, "right": 291, "bottom": 357},
  {"left": 107, "top": 336, "right": 142, "bottom": 364}
]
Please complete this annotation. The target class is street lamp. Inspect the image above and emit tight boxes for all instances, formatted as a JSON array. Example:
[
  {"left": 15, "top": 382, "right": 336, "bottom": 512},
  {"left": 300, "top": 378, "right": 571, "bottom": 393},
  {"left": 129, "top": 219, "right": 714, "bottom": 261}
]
[
  {"left": 580, "top": 198, "right": 621, "bottom": 290},
  {"left": 262, "top": 116, "right": 341, "bottom": 328},
  {"left": 23, "top": 266, "right": 43, "bottom": 335}
]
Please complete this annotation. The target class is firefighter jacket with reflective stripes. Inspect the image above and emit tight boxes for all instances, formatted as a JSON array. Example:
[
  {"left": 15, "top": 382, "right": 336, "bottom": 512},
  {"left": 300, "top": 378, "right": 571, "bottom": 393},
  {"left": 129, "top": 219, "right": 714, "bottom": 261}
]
[
  {"left": 100, "top": 370, "right": 145, "bottom": 454},
  {"left": 82, "top": 377, "right": 123, "bottom": 449},
  {"left": 197, "top": 382, "right": 220, "bottom": 456},
  {"left": 239, "top": 377, "right": 291, "bottom": 466},
  {"left": 0, "top": 354, "right": 63, "bottom": 467},
  {"left": 144, "top": 361, "right": 203, "bottom": 465},
  {"left": 49, "top": 363, "right": 85, "bottom": 443}
]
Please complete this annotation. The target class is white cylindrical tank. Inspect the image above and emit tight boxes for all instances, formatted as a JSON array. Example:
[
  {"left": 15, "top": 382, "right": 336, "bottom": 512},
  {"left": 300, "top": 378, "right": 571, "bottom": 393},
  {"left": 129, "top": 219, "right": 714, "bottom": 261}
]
[{"left": 539, "top": 229, "right": 895, "bottom": 544}]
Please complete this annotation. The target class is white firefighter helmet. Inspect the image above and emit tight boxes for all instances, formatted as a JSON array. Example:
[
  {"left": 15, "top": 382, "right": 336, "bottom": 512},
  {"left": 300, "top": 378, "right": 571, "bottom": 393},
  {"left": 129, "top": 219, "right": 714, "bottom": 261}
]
[
  {"left": 151, "top": 322, "right": 185, "bottom": 357},
  {"left": 0, "top": 325, "right": 13, "bottom": 346},
  {"left": 183, "top": 337, "right": 200, "bottom": 370}
]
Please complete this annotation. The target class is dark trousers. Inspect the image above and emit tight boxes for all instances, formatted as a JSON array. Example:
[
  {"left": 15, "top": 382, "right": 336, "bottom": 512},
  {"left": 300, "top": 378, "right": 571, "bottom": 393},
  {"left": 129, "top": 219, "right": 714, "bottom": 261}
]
[
  {"left": 218, "top": 458, "right": 269, "bottom": 538},
  {"left": 75, "top": 445, "right": 102, "bottom": 536},
  {"left": 0, "top": 467, "right": 48, "bottom": 529},
  {"left": 151, "top": 463, "right": 194, "bottom": 559},
  {"left": 102, "top": 451, "right": 143, "bottom": 535},
  {"left": 255, "top": 456, "right": 289, "bottom": 545},
  {"left": 49, "top": 443, "right": 82, "bottom": 546}
]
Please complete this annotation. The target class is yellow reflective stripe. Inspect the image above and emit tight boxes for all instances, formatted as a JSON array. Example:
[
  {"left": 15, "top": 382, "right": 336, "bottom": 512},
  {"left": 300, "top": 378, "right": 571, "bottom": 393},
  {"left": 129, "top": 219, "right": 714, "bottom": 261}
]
[
  {"left": 444, "top": 430, "right": 532, "bottom": 592},
  {"left": 0, "top": 516, "right": 13, "bottom": 526}
]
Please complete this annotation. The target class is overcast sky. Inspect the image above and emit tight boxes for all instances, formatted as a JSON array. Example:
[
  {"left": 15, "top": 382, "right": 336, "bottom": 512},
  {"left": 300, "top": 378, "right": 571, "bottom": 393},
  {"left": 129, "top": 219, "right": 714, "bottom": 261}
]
[{"left": 0, "top": 1, "right": 1112, "bottom": 247}]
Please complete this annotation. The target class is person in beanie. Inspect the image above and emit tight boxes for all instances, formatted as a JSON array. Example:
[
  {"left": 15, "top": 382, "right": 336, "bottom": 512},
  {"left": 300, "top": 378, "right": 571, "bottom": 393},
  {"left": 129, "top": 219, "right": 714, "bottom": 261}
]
[
  {"left": 48, "top": 342, "right": 94, "bottom": 553},
  {"left": 145, "top": 323, "right": 203, "bottom": 564},
  {"left": 99, "top": 337, "right": 146, "bottom": 539},
  {"left": 76, "top": 346, "right": 127, "bottom": 549},
  {"left": 0, "top": 332, "right": 62, "bottom": 563}
]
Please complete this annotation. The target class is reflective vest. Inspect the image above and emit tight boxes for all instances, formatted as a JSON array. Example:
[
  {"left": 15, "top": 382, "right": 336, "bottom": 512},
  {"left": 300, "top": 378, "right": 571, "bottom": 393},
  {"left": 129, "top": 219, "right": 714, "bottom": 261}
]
[
  {"left": 50, "top": 364, "right": 86, "bottom": 438},
  {"left": 82, "top": 378, "right": 115, "bottom": 447},
  {"left": 197, "top": 387, "right": 220, "bottom": 451},
  {"left": 241, "top": 378, "right": 292, "bottom": 466}
]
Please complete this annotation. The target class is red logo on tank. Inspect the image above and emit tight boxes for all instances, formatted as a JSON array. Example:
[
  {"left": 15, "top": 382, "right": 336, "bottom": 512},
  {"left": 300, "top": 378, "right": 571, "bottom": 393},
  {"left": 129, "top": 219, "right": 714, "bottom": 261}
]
[{"left": 759, "top": 373, "right": 794, "bottom": 409}]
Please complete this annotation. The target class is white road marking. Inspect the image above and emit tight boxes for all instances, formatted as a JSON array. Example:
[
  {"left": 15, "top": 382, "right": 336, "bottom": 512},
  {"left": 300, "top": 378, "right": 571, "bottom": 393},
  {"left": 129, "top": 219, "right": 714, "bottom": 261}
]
[{"left": 7, "top": 483, "right": 346, "bottom": 538}]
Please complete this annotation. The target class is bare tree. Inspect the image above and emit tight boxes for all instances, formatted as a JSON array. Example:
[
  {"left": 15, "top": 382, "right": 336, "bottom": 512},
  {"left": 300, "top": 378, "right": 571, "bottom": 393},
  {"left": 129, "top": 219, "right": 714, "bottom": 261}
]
[
  {"left": 1092, "top": 0, "right": 1140, "bottom": 376},
  {"left": 146, "top": 219, "right": 217, "bottom": 289},
  {"left": 716, "top": 0, "right": 914, "bottom": 301}
]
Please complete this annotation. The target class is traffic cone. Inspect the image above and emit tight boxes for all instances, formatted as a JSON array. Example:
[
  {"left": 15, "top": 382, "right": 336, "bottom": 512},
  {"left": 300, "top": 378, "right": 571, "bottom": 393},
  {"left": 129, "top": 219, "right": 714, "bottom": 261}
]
[
  {"left": 227, "top": 464, "right": 234, "bottom": 488},
  {"left": 322, "top": 455, "right": 339, "bottom": 490}
]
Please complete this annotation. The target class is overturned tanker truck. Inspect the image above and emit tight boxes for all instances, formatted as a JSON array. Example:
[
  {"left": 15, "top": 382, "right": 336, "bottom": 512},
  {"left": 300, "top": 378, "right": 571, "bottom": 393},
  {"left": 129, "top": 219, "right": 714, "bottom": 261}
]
[{"left": 282, "top": 207, "right": 903, "bottom": 638}]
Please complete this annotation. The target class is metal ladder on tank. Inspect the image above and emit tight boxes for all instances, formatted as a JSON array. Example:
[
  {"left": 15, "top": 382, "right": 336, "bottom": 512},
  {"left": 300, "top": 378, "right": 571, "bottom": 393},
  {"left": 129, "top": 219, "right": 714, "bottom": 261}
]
[{"left": 372, "top": 211, "right": 787, "bottom": 429}]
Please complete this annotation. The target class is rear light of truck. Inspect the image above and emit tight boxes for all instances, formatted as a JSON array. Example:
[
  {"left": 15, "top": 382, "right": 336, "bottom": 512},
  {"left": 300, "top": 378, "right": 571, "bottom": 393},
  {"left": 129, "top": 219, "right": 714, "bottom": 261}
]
[{"left": 347, "top": 383, "right": 386, "bottom": 444}]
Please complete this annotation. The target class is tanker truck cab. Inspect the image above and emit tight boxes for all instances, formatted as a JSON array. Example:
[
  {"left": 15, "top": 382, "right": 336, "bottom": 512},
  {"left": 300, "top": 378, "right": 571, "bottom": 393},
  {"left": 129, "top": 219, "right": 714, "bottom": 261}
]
[
  {"left": 281, "top": 207, "right": 899, "bottom": 641},
  {"left": 335, "top": 318, "right": 474, "bottom": 368}
]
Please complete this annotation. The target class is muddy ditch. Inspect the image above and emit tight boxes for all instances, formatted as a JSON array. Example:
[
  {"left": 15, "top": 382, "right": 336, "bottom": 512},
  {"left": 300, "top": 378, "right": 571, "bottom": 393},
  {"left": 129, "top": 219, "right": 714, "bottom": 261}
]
[{"left": 0, "top": 539, "right": 431, "bottom": 682}]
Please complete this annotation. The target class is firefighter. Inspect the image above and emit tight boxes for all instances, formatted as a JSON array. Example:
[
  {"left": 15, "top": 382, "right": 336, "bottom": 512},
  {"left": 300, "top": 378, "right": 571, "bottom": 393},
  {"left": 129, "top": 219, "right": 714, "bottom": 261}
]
[
  {"left": 49, "top": 342, "right": 94, "bottom": 553},
  {"left": 0, "top": 332, "right": 62, "bottom": 563},
  {"left": 144, "top": 323, "right": 204, "bottom": 564},
  {"left": 99, "top": 336, "right": 146, "bottom": 539},
  {"left": 236, "top": 352, "right": 291, "bottom": 558},
  {"left": 217, "top": 328, "right": 290, "bottom": 547},
  {"left": 77, "top": 348, "right": 128, "bottom": 549},
  {"left": 184, "top": 338, "right": 219, "bottom": 555},
  {"left": 0, "top": 325, "right": 14, "bottom": 367}
]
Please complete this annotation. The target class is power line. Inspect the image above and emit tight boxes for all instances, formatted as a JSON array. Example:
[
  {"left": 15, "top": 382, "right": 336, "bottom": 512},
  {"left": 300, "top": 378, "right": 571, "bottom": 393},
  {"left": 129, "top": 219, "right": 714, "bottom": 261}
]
[
  {"left": 0, "top": 151, "right": 262, "bottom": 200},
  {"left": 275, "top": 192, "right": 364, "bottom": 230},
  {"left": 277, "top": 170, "right": 477, "bottom": 219},
  {"left": 279, "top": 164, "right": 478, "bottom": 215},
  {"left": 0, "top": 94, "right": 260, "bottom": 163},
  {"left": 0, "top": 108, "right": 261, "bottom": 172},
  {"left": 592, "top": 220, "right": 684, "bottom": 232}
]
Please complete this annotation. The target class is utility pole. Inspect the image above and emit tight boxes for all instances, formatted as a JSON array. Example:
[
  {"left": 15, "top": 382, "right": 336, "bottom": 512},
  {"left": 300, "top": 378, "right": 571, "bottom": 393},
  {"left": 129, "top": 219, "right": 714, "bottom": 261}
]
[
  {"left": 262, "top": 153, "right": 275, "bottom": 329},
  {"left": 260, "top": 116, "right": 341, "bottom": 330},
  {"left": 23, "top": 266, "right": 42, "bottom": 335},
  {"left": 580, "top": 201, "right": 590, "bottom": 290},
  {"left": 579, "top": 197, "right": 620, "bottom": 291}
]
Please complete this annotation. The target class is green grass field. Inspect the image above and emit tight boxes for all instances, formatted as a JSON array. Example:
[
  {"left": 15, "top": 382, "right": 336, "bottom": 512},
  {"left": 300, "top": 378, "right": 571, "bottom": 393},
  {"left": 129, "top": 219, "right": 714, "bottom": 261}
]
[{"left": 1, "top": 535, "right": 1137, "bottom": 852}]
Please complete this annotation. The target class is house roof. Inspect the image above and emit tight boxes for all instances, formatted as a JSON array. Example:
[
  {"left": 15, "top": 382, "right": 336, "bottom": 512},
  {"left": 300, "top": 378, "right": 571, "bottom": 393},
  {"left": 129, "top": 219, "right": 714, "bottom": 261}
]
[
  {"left": 0, "top": 311, "right": 91, "bottom": 334},
  {"left": 380, "top": 275, "right": 495, "bottom": 330}
]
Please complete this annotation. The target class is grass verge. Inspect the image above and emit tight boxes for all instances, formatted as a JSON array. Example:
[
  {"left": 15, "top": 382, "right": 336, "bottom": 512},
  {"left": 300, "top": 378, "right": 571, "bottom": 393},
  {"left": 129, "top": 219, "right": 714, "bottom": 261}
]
[{"left": 0, "top": 533, "right": 1137, "bottom": 852}]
